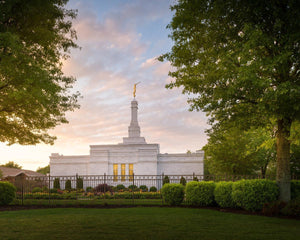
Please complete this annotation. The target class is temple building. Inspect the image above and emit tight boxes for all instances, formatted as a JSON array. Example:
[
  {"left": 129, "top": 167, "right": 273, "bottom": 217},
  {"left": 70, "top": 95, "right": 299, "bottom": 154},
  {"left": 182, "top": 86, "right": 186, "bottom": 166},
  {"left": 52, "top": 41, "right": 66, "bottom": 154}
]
[{"left": 50, "top": 93, "right": 204, "bottom": 183}]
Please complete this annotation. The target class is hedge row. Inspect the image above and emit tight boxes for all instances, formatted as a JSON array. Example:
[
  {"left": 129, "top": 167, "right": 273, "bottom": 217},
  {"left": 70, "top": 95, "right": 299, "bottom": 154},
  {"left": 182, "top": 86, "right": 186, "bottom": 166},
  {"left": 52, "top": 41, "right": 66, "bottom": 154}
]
[
  {"left": 0, "top": 182, "right": 16, "bottom": 205},
  {"left": 161, "top": 179, "right": 299, "bottom": 212}
]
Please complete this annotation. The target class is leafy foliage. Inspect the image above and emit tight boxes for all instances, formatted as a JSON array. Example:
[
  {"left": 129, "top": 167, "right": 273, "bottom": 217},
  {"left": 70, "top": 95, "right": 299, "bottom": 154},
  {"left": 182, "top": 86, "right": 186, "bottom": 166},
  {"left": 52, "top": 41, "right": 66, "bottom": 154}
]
[
  {"left": 149, "top": 186, "right": 157, "bottom": 192},
  {"left": 0, "top": 0, "right": 80, "bottom": 145},
  {"left": 163, "top": 175, "right": 170, "bottom": 185},
  {"left": 1, "top": 161, "right": 22, "bottom": 169},
  {"left": 214, "top": 182, "right": 236, "bottom": 208},
  {"left": 232, "top": 179, "right": 278, "bottom": 211},
  {"left": 185, "top": 181, "right": 215, "bottom": 206},
  {"left": 36, "top": 165, "right": 50, "bottom": 175},
  {"left": 76, "top": 177, "right": 83, "bottom": 190},
  {"left": 139, "top": 185, "right": 148, "bottom": 192},
  {"left": 180, "top": 176, "right": 186, "bottom": 186},
  {"left": 161, "top": 0, "right": 300, "bottom": 202},
  {"left": 291, "top": 180, "right": 300, "bottom": 200},
  {"left": 161, "top": 183, "right": 185, "bottom": 206},
  {"left": 0, "top": 181, "right": 16, "bottom": 205},
  {"left": 65, "top": 180, "right": 72, "bottom": 191},
  {"left": 53, "top": 178, "right": 60, "bottom": 189},
  {"left": 94, "top": 184, "right": 112, "bottom": 193}
]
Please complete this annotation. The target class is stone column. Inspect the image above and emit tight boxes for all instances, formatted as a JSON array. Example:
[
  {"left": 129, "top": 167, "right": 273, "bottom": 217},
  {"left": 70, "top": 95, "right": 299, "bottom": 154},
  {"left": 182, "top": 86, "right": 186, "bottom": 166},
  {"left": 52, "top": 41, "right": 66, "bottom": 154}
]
[{"left": 128, "top": 100, "right": 141, "bottom": 138}]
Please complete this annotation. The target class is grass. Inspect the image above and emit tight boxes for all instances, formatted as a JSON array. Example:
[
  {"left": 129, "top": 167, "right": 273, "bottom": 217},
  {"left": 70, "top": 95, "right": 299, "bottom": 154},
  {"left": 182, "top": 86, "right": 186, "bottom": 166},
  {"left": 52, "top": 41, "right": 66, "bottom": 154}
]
[{"left": 0, "top": 207, "right": 299, "bottom": 240}]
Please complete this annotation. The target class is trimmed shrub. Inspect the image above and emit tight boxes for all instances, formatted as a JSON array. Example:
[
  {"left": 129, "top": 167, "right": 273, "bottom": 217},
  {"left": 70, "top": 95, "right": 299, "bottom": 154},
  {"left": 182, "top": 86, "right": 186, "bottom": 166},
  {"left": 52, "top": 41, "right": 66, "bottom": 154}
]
[
  {"left": 94, "top": 184, "right": 112, "bottom": 193},
  {"left": 149, "top": 186, "right": 157, "bottom": 192},
  {"left": 193, "top": 176, "right": 199, "bottom": 182},
  {"left": 50, "top": 188, "right": 58, "bottom": 193},
  {"left": 163, "top": 175, "right": 170, "bottom": 185},
  {"left": 65, "top": 180, "right": 72, "bottom": 191},
  {"left": 53, "top": 178, "right": 60, "bottom": 189},
  {"left": 186, "top": 181, "right": 215, "bottom": 206},
  {"left": 0, "top": 182, "right": 17, "bottom": 205},
  {"left": 291, "top": 180, "right": 300, "bottom": 200},
  {"left": 161, "top": 183, "right": 185, "bottom": 206},
  {"left": 32, "top": 187, "right": 42, "bottom": 193},
  {"left": 139, "top": 185, "right": 148, "bottom": 192},
  {"left": 128, "top": 185, "right": 139, "bottom": 192},
  {"left": 42, "top": 186, "right": 49, "bottom": 192},
  {"left": 232, "top": 179, "right": 279, "bottom": 212},
  {"left": 116, "top": 184, "right": 126, "bottom": 191},
  {"left": 180, "top": 176, "right": 186, "bottom": 186},
  {"left": 86, "top": 186, "right": 93, "bottom": 192},
  {"left": 76, "top": 177, "right": 83, "bottom": 189},
  {"left": 214, "top": 181, "right": 236, "bottom": 208}
]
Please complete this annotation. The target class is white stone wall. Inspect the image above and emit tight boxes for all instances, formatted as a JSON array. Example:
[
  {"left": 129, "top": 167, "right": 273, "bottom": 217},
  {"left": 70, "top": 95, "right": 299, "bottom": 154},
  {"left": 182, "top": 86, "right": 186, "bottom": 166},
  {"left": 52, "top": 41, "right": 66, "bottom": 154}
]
[
  {"left": 157, "top": 151, "right": 204, "bottom": 176},
  {"left": 50, "top": 153, "right": 90, "bottom": 176}
]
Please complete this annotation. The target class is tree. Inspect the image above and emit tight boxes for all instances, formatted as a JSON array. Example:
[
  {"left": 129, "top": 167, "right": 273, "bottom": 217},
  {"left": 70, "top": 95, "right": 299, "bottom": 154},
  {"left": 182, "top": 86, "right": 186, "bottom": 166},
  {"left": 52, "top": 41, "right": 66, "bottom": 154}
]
[
  {"left": 1, "top": 161, "right": 22, "bottom": 169},
  {"left": 0, "top": 0, "right": 80, "bottom": 145},
  {"left": 203, "top": 126, "right": 276, "bottom": 177},
  {"left": 36, "top": 165, "right": 50, "bottom": 175},
  {"left": 160, "top": 0, "right": 300, "bottom": 202}
]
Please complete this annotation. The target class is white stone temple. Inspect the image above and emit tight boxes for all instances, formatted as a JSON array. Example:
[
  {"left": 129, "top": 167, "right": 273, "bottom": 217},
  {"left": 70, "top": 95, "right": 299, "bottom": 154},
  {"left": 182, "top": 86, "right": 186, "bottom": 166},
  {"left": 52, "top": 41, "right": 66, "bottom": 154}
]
[{"left": 50, "top": 97, "right": 204, "bottom": 180}]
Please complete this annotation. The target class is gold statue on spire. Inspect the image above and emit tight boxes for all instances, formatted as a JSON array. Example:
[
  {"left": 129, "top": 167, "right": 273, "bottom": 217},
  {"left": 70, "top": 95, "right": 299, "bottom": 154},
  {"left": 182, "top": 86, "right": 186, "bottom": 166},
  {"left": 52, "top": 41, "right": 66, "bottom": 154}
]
[{"left": 133, "top": 82, "right": 140, "bottom": 98}]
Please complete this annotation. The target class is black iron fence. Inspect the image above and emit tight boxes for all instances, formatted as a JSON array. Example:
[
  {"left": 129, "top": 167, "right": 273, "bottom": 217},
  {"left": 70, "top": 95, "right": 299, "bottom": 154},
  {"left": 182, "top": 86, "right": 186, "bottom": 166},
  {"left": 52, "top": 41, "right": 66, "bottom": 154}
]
[{"left": 4, "top": 173, "right": 294, "bottom": 206}]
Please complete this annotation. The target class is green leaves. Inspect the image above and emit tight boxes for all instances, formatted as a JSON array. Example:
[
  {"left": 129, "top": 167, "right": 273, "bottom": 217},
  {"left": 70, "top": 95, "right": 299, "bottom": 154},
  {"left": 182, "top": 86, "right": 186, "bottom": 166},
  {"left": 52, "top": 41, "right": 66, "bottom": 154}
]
[{"left": 0, "top": 0, "right": 80, "bottom": 145}]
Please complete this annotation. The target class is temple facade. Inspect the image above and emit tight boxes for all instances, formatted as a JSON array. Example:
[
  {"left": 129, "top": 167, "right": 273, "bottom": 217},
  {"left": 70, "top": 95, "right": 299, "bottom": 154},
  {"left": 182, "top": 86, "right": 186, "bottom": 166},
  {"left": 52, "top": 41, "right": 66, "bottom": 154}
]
[{"left": 50, "top": 99, "right": 204, "bottom": 183}]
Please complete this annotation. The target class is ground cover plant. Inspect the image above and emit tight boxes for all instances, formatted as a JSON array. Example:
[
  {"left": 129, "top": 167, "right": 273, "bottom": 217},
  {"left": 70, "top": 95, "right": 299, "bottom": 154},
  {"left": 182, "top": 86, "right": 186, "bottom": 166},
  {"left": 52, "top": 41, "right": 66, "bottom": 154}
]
[{"left": 0, "top": 207, "right": 300, "bottom": 240}]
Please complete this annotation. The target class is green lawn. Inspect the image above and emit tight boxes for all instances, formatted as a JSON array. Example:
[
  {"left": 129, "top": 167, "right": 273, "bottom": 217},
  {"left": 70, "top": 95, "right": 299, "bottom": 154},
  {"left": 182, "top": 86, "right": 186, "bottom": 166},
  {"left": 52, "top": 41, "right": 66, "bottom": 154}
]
[{"left": 0, "top": 207, "right": 299, "bottom": 240}]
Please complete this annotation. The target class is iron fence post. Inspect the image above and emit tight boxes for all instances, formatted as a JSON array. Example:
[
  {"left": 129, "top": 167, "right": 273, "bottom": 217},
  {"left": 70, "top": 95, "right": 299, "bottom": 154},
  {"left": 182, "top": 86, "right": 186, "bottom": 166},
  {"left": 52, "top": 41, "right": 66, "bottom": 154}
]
[
  {"left": 132, "top": 173, "right": 135, "bottom": 205},
  {"left": 48, "top": 174, "right": 51, "bottom": 205}
]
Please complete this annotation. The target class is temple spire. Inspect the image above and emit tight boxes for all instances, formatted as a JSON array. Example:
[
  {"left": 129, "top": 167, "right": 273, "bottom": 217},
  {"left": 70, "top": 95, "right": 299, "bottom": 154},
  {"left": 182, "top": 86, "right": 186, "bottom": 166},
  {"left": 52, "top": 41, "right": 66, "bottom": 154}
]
[{"left": 122, "top": 99, "right": 146, "bottom": 144}]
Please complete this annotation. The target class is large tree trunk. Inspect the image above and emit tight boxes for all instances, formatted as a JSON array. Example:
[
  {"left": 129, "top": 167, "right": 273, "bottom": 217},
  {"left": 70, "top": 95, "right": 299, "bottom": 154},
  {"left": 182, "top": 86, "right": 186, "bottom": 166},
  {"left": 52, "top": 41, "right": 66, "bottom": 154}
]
[{"left": 276, "top": 119, "right": 291, "bottom": 202}]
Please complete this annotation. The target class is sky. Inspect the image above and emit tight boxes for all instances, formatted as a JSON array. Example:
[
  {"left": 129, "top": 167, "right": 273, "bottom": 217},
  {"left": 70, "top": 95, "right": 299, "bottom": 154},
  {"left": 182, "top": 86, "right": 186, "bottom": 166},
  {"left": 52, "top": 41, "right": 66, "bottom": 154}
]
[{"left": 0, "top": 0, "right": 209, "bottom": 171}]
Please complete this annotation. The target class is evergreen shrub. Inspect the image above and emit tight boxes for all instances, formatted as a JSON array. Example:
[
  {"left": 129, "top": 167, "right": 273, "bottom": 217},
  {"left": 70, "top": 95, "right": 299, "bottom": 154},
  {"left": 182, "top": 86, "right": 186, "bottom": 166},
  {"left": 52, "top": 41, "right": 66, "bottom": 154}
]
[
  {"left": 32, "top": 187, "right": 42, "bottom": 193},
  {"left": 193, "top": 176, "right": 199, "bottom": 182},
  {"left": 128, "top": 185, "right": 139, "bottom": 191},
  {"left": 186, "top": 181, "right": 215, "bottom": 206},
  {"left": 116, "top": 184, "right": 126, "bottom": 191},
  {"left": 94, "top": 184, "right": 112, "bottom": 193},
  {"left": 86, "top": 186, "right": 93, "bottom": 192},
  {"left": 214, "top": 181, "right": 236, "bottom": 208},
  {"left": 149, "top": 186, "right": 157, "bottom": 192},
  {"left": 76, "top": 177, "right": 83, "bottom": 189},
  {"left": 163, "top": 176, "right": 170, "bottom": 185},
  {"left": 0, "top": 182, "right": 16, "bottom": 205},
  {"left": 65, "top": 180, "right": 72, "bottom": 191},
  {"left": 53, "top": 178, "right": 60, "bottom": 189},
  {"left": 139, "top": 185, "right": 148, "bottom": 192},
  {"left": 161, "top": 183, "right": 185, "bottom": 206},
  {"left": 291, "top": 180, "right": 300, "bottom": 199},
  {"left": 180, "top": 176, "right": 186, "bottom": 186},
  {"left": 232, "top": 179, "right": 278, "bottom": 211}
]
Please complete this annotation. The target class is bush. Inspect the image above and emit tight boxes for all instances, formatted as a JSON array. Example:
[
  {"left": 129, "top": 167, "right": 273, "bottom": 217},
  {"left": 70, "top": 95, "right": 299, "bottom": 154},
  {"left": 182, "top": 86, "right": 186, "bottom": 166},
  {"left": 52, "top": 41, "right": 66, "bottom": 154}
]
[
  {"left": 76, "top": 177, "right": 83, "bottom": 189},
  {"left": 193, "top": 176, "right": 199, "bottom": 182},
  {"left": 186, "top": 181, "right": 215, "bottom": 206},
  {"left": 116, "top": 184, "right": 126, "bottom": 191},
  {"left": 53, "top": 178, "right": 60, "bottom": 189},
  {"left": 214, "top": 182, "right": 236, "bottom": 208},
  {"left": 139, "top": 185, "right": 148, "bottom": 192},
  {"left": 149, "top": 186, "right": 157, "bottom": 192},
  {"left": 0, "top": 182, "right": 16, "bottom": 205},
  {"left": 94, "top": 184, "right": 112, "bottom": 193},
  {"left": 128, "top": 185, "right": 139, "bottom": 192},
  {"left": 86, "top": 186, "right": 93, "bottom": 192},
  {"left": 65, "top": 180, "right": 72, "bottom": 191},
  {"left": 42, "top": 186, "right": 49, "bottom": 192},
  {"left": 50, "top": 188, "right": 58, "bottom": 193},
  {"left": 161, "top": 183, "right": 185, "bottom": 206},
  {"left": 163, "top": 175, "right": 170, "bottom": 185},
  {"left": 180, "top": 176, "right": 186, "bottom": 186},
  {"left": 291, "top": 180, "right": 300, "bottom": 200},
  {"left": 232, "top": 179, "right": 279, "bottom": 212},
  {"left": 32, "top": 187, "right": 42, "bottom": 193}
]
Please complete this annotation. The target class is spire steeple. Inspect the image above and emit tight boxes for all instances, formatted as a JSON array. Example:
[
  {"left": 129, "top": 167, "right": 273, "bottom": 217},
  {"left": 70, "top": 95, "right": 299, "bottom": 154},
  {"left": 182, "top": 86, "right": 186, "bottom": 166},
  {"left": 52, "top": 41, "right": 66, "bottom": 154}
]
[{"left": 122, "top": 99, "right": 146, "bottom": 144}]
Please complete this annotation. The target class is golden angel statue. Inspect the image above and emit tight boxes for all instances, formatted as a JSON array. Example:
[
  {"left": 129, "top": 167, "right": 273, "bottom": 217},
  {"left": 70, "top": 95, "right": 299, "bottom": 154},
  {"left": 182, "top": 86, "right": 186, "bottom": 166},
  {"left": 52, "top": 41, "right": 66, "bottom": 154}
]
[{"left": 133, "top": 82, "right": 140, "bottom": 98}]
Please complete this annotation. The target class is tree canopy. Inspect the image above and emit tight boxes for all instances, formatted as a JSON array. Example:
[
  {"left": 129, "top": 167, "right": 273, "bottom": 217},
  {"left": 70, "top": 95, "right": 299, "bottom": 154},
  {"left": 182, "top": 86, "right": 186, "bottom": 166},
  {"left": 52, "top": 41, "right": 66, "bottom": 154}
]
[
  {"left": 0, "top": 0, "right": 80, "bottom": 145},
  {"left": 160, "top": 0, "right": 300, "bottom": 201},
  {"left": 1, "top": 161, "right": 22, "bottom": 169},
  {"left": 36, "top": 164, "right": 50, "bottom": 175}
]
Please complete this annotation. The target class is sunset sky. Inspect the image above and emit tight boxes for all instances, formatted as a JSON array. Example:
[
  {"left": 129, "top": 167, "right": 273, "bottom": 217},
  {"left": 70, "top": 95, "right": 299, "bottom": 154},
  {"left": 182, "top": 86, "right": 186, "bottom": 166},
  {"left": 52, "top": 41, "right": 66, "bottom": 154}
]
[{"left": 0, "top": 0, "right": 209, "bottom": 171}]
